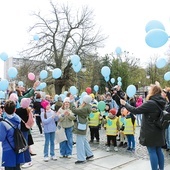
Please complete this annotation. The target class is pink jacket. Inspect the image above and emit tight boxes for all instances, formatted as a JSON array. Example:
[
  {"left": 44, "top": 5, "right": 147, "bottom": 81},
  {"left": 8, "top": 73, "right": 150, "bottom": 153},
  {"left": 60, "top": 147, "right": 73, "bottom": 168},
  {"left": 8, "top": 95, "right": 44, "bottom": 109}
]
[{"left": 136, "top": 96, "right": 143, "bottom": 107}]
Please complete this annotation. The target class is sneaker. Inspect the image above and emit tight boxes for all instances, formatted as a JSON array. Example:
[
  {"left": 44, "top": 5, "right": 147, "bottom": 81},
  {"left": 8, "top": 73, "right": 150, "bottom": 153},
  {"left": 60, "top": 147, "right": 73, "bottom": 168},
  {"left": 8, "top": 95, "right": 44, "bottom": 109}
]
[
  {"left": 131, "top": 148, "right": 135, "bottom": 152},
  {"left": 114, "top": 147, "right": 118, "bottom": 152},
  {"left": 44, "top": 157, "right": 49, "bottom": 162},
  {"left": 75, "top": 160, "right": 86, "bottom": 164},
  {"left": 89, "top": 140, "right": 94, "bottom": 143},
  {"left": 96, "top": 140, "right": 100, "bottom": 144},
  {"left": 106, "top": 147, "right": 110, "bottom": 152},
  {"left": 60, "top": 155, "right": 66, "bottom": 158},
  {"left": 51, "top": 156, "right": 57, "bottom": 160},
  {"left": 21, "top": 162, "right": 33, "bottom": 168},
  {"left": 123, "top": 142, "right": 127, "bottom": 148},
  {"left": 118, "top": 142, "right": 123, "bottom": 147},
  {"left": 86, "top": 155, "right": 94, "bottom": 160},
  {"left": 126, "top": 147, "right": 132, "bottom": 151},
  {"left": 66, "top": 155, "right": 71, "bottom": 159}
]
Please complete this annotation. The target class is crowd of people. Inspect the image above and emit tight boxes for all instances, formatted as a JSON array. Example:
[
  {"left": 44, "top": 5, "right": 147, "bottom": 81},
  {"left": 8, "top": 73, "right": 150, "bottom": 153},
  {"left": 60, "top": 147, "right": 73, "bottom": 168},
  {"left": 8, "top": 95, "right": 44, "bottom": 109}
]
[{"left": 0, "top": 81, "right": 170, "bottom": 170}]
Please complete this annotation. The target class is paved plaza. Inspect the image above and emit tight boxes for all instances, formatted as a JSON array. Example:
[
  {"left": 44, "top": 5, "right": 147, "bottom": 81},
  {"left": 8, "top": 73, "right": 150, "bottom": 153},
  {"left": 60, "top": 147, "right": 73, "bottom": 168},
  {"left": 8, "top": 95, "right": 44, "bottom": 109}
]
[{"left": 25, "top": 125, "right": 170, "bottom": 170}]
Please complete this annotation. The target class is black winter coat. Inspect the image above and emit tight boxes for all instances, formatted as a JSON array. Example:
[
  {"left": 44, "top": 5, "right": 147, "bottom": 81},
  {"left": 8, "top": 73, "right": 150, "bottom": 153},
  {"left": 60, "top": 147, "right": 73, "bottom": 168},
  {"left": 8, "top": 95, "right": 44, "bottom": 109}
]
[{"left": 124, "top": 94, "right": 166, "bottom": 147}]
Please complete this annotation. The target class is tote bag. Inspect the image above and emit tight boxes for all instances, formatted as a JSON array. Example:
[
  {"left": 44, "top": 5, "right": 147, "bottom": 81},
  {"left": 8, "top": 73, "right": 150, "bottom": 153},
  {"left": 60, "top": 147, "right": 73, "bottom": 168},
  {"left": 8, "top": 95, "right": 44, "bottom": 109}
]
[{"left": 56, "top": 125, "right": 67, "bottom": 143}]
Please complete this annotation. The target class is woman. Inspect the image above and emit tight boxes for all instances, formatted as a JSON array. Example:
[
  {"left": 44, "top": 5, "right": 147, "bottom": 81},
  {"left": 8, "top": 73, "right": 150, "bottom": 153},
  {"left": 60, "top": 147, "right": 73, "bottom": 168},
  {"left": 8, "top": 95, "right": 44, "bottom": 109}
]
[
  {"left": 70, "top": 95, "right": 94, "bottom": 164},
  {"left": 120, "top": 84, "right": 166, "bottom": 170},
  {"left": 15, "top": 98, "right": 33, "bottom": 168},
  {"left": 57, "top": 97, "right": 76, "bottom": 158},
  {"left": 41, "top": 100, "right": 58, "bottom": 162}
]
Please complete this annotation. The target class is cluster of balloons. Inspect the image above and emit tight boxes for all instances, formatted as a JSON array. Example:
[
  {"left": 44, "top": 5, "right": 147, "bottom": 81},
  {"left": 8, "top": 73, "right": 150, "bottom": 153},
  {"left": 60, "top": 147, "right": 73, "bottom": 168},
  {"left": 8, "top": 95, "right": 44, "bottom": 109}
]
[
  {"left": 70, "top": 55, "right": 82, "bottom": 73},
  {"left": 101, "top": 66, "right": 111, "bottom": 82},
  {"left": 145, "top": 20, "right": 169, "bottom": 48},
  {"left": 0, "top": 52, "right": 8, "bottom": 61}
]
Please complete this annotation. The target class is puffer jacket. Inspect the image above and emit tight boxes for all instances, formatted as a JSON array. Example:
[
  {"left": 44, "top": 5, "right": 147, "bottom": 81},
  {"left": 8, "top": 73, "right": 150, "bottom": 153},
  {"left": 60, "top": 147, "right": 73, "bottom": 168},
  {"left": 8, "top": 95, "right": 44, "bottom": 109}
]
[
  {"left": 71, "top": 103, "right": 92, "bottom": 135},
  {"left": 124, "top": 94, "right": 166, "bottom": 147}
]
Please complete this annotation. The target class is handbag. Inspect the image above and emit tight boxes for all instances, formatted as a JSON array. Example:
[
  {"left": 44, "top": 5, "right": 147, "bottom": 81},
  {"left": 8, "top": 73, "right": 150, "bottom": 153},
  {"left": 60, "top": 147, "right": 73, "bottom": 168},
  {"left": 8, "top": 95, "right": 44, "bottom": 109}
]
[
  {"left": 77, "top": 116, "right": 87, "bottom": 130},
  {"left": 56, "top": 124, "right": 67, "bottom": 143}
]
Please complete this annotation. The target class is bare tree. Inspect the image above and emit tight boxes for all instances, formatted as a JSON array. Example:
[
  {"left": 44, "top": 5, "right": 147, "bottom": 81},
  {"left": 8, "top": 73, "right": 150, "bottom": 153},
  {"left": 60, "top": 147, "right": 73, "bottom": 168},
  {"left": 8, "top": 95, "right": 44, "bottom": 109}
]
[{"left": 19, "top": 1, "right": 106, "bottom": 94}]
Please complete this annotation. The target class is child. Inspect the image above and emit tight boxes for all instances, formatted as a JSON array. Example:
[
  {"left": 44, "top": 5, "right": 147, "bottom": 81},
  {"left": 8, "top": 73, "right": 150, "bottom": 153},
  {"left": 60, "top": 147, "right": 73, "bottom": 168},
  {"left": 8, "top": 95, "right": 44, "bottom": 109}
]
[
  {"left": 0, "top": 100, "right": 25, "bottom": 170},
  {"left": 121, "top": 107, "right": 136, "bottom": 151},
  {"left": 41, "top": 100, "right": 58, "bottom": 162},
  {"left": 88, "top": 104, "right": 102, "bottom": 143},
  {"left": 102, "top": 103, "right": 110, "bottom": 130},
  {"left": 118, "top": 107, "right": 128, "bottom": 148},
  {"left": 104, "top": 108, "right": 120, "bottom": 152}
]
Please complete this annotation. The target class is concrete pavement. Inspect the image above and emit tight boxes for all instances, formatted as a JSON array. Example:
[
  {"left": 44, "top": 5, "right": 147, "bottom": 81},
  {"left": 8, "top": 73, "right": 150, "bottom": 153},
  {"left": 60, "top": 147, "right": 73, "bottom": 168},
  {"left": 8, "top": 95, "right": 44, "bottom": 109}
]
[{"left": 26, "top": 125, "right": 170, "bottom": 170}]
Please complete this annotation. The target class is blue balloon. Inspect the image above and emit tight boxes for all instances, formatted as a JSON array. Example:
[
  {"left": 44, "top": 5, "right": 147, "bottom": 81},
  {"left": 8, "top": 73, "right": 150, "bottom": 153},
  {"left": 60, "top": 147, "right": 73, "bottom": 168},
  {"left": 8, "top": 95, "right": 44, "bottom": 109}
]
[
  {"left": 69, "top": 86, "right": 77, "bottom": 95},
  {"left": 70, "top": 55, "right": 80, "bottom": 66},
  {"left": 0, "top": 91, "right": 5, "bottom": 99},
  {"left": 145, "top": 20, "right": 165, "bottom": 33},
  {"left": 117, "top": 77, "right": 122, "bottom": 82},
  {"left": 115, "top": 47, "right": 122, "bottom": 55},
  {"left": 111, "top": 78, "right": 115, "bottom": 84},
  {"left": 18, "top": 81, "right": 24, "bottom": 87},
  {"left": 93, "top": 85, "right": 99, "bottom": 92},
  {"left": 72, "top": 62, "right": 82, "bottom": 73},
  {"left": 60, "top": 94, "right": 66, "bottom": 101},
  {"left": 52, "top": 68, "right": 62, "bottom": 79},
  {"left": 118, "top": 81, "right": 122, "bottom": 86},
  {"left": 156, "top": 57, "right": 167, "bottom": 68},
  {"left": 81, "top": 92, "right": 87, "bottom": 98},
  {"left": 54, "top": 94, "right": 59, "bottom": 101},
  {"left": 63, "top": 91, "right": 68, "bottom": 96},
  {"left": 8, "top": 67, "right": 18, "bottom": 79},
  {"left": 101, "top": 66, "right": 111, "bottom": 77},
  {"left": 145, "top": 29, "right": 168, "bottom": 48},
  {"left": 0, "top": 52, "right": 8, "bottom": 61},
  {"left": 36, "top": 83, "right": 43, "bottom": 90},
  {"left": 164, "top": 71, "right": 170, "bottom": 81},
  {"left": 126, "top": 85, "right": 136, "bottom": 98},
  {"left": 33, "top": 34, "right": 39, "bottom": 41},
  {"left": 0, "top": 79, "right": 9, "bottom": 91},
  {"left": 41, "top": 82, "right": 47, "bottom": 89},
  {"left": 40, "top": 70, "right": 48, "bottom": 79}
]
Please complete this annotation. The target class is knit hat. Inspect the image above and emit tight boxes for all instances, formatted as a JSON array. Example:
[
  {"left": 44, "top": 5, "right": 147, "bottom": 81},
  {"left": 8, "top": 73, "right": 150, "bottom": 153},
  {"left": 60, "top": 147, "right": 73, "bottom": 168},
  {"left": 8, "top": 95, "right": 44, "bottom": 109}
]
[
  {"left": 83, "top": 95, "right": 92, "bottom": 104},
  {"left": 109, "top": 108, "right": 117, "bottom": 115},
  {"left": 92, "top": 104, "right": 97, "bottom": 109},
  {"left": 41, "top": 100, "right": 50, "bottom": 109},
  {"left": 9, "top": 93, "right": 18, "bottom": 102},
  {"left": 89, "top": 93, "right": 95, "bottom": 99},
  {"left": 63, "top": 97, "right": 70, "bottom": 103},
  {"left": 20, "top": 98, "right": 31, "bottom": 108}
]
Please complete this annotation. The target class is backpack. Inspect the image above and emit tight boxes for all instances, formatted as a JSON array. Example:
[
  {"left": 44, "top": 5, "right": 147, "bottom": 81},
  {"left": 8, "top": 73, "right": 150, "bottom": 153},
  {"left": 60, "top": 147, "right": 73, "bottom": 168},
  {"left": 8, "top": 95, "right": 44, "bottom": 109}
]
[
  {"left": 22, "top": 108, "right": 35, "bottom": 129},
  {"left": 0, "top": 118, "right": 28, "bottom": 153},
  {"left": 151, "top": 101, "right": 170, "bottom": 130}
]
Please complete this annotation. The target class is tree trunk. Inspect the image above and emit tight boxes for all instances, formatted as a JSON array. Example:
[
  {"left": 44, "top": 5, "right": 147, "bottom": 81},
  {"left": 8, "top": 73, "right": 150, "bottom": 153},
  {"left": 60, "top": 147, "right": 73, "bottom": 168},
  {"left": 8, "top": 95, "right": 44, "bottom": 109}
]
[{"left": 54, "top": 79, "right": 65, "bottom": 94}]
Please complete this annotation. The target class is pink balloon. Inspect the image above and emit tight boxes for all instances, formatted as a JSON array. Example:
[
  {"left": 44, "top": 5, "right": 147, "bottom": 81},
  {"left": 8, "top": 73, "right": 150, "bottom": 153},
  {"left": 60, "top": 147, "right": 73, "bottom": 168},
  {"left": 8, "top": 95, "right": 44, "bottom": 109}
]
[{"left": 28, "top": 73, "right": 35, "bottom": 81}]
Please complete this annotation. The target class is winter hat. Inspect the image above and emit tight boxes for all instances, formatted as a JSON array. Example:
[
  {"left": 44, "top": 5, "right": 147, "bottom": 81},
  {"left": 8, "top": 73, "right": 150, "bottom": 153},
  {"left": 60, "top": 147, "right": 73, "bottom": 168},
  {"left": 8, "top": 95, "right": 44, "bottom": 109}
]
[
  {"left": 9, "top": 93, "right": 18, "bottom": 102},
  {"left": 109, "top": 108, "right": 117, "bottom": 115},
  {"left": 41, "top": 100, "right": 50, "bottom": 109},
  {"left": 92, "top": 104, "right": 97, "bottom": 109},
  {"left": 63, "top": 97, "right": 70, "bottom": 103},
  {"left": 89, "top": 93, "right": 95, "bottom": 99},
  {"left": 20, "top": 98, "right": 31, "bottom": 108},
  {"left": 83, "top": 95, "right": 92, "bottom": 104}
]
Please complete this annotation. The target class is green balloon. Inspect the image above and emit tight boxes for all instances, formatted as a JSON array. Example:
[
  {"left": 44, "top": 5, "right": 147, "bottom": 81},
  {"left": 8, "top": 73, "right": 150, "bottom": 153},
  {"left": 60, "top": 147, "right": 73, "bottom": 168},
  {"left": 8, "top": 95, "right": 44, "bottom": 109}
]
[{"left": 97, "top": 101, "right": 106, "bottom": 111}]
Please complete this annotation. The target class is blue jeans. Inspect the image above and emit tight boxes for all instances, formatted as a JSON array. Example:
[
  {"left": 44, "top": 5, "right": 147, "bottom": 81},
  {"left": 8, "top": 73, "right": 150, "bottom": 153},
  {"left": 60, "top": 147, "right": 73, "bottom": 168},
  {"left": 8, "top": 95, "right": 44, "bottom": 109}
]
[
  {"left": 136, "top": 114, "right": 142, "bottom": 126},
  {"left": 44, "top": 132, "right": 55, "bottom": 157},
  {"left": 76, "top": 134, "right": 93, "bottom": 161},
  {"left": 22, "top": 131, "right": 31, "bottom": 163},
  {"left": 126, "top": 134, "right": 135, "bottom": 149},
  {"left": 165, "top": 125, "right": 170, "bottom": 149},
  {"left": 147, "top": 146, "right": 164, "bottom": 170},
  {"left": 60, "top": 127, "right": 73, "bottom": 156}
]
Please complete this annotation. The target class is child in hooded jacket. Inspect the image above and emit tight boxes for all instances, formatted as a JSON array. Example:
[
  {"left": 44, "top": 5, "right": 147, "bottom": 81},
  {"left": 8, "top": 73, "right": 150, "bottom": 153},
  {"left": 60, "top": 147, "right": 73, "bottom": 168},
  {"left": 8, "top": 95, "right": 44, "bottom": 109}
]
[
  {"left": 135, "top": 95, "right": 143, "bottom": 126},
  {"left": 104, "top": 108, "right": 120, "bottom": 152}
]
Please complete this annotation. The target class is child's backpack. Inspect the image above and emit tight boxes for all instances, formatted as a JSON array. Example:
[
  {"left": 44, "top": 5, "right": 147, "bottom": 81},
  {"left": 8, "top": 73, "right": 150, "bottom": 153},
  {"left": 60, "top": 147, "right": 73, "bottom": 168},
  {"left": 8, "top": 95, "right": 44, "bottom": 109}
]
[
  {"left": 0, "top": 118, "right": 28, "bottom": 153},
  {"left": 151, "top": 101, "right": 170, "bottom": 130},
  {"left": 21, "top": 107, "right": 35, "bottom": 129}
]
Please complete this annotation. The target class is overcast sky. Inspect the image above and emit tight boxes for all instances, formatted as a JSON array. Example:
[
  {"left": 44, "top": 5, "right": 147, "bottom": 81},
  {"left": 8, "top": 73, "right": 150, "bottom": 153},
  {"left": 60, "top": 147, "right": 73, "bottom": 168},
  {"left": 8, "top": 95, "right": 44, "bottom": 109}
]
[{"left": 0, "top": 0, "right": 170, "bottom": 78}]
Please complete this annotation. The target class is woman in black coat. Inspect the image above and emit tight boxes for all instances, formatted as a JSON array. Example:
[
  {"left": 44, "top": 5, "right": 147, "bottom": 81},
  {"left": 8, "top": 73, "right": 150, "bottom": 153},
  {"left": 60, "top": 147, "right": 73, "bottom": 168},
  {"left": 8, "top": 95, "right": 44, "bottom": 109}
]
[{"left": 120, "top": 84, "right": 166, "bottom": 170}]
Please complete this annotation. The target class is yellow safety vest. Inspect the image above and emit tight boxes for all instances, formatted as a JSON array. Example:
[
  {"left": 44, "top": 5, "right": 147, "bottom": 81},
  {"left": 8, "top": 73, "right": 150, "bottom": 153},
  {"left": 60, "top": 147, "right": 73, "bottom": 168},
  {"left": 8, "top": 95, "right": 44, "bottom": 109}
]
[
  {"left": 88, "top": 111, "right": 100, "bottom": 126},
  {"left": 124, "top": 118, "right": 136, "bottom": 135},
  {"left": 106, "top": 117, "right": 118, "bottom": 136}
]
